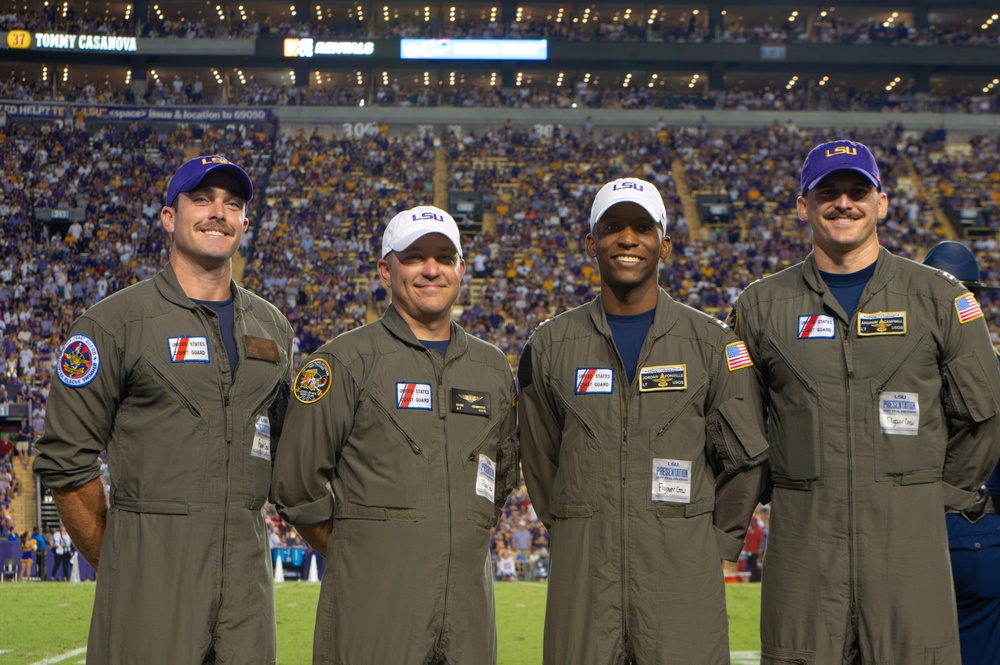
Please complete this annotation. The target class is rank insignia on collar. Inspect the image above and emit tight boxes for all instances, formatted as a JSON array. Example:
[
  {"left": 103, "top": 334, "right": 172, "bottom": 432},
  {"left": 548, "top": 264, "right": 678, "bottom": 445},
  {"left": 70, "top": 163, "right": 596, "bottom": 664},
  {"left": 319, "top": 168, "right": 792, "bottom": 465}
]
[
  {"left": 857, "top": 311, "right": 906, "bottom": 336},
  {"left": 639, "top": 365, "right": 687, "bottom": 392}
]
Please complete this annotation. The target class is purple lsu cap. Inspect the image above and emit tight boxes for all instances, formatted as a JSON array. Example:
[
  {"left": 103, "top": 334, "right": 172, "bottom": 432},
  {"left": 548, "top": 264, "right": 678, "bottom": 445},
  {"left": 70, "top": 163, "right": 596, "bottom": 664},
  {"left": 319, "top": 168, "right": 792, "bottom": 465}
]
[
  {"left": 165, "top": 155, "right": 253, "bottom": 206},
  {"left": 800, "top": 140, "right": 881, "bottom": 196}
]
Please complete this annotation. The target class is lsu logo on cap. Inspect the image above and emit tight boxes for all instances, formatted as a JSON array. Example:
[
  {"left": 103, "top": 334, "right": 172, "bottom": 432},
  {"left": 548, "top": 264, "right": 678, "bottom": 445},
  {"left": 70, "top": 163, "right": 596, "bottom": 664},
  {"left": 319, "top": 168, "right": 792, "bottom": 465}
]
[
  {"left": 955, "top": 293, "right": 984, "bottom": 324},
  {"left": 725, "top": 341, "right": 753, "bottom": 371},
  {"left": 797, "top": 314, "right": 836, "bottom": 339},
  {"left": 825, "top": 146, "right": 857, "bottom": 157},
  {"left": 412, "top": 211, "right": 445, "bottom": 222},
  {"left": 575, "top": 368, "right": 613, "bottom": 394},
  {"left": 168, "top": 336, "right": 210, "bottom": 363},
  {"left": 201, "top": 156, "right": 231, "bottom": 166},
  {"left": 58, "top": 334, "right": 100, "bottom": 387},
  {"left": 613, "top": 181, "right": 644, "bottom": 192},
  {"left": 397, "top": 382, "right": 433, "bottom": 410},
  {"left": 294, "top": 358, "right": 332, "bottom": 404}
]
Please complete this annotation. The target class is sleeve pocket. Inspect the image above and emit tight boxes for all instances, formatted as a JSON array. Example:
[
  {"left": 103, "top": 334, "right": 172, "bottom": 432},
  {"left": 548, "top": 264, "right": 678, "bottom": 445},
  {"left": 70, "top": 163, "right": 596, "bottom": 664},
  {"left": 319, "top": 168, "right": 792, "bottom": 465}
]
[
  {"left": 944, "top": 352, "right": 1000, "bottom": 426},
  {"left": 706, "top": 396, "right": 768, "bottom": 475}
]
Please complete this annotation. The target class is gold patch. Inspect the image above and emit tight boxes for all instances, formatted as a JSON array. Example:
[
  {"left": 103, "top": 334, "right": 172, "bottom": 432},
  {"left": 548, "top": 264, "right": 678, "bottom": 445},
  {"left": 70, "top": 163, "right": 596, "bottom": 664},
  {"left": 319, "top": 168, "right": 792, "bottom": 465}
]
[
  {"left": 294, "top": 358, "right": 332, "bottom": 404},
  {"left": 857, "top": 311, "right": 906, "bottom": 336},
  {"left": 639, "top": 365, "right": 687, "bottom": 392}
]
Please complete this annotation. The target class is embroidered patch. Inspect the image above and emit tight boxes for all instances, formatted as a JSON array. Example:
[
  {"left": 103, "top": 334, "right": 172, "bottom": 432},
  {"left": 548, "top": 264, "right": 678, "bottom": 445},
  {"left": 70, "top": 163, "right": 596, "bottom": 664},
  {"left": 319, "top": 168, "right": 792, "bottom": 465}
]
[
  {"left": 475, "top": 454, "right": 496, "bottom": 501},
  {"left": 725, "top": 342, "right": 753, "bottom": 371},
  {"left": 797, "top": 314, "right": 836, "bottom": 339},
  {"left": 397, "top": 382, "right": 433, "bottom": 410},
  {"left": 955, "top": 294, "right": 984, "bottom": 324},
  {"left": 451, "top": 388, "right": 491, "bottom": 416},
  {"left": 294, "top": 358, "right": 331, "bottom": 404},
  {"left": 58, "top": 334, "right": 100, "bottom": 387},
  {"left": 652, "top": 458, "right": 692, "bottom": 504},
  {"left": 879, "top": 392, "right": 919, "bottom": 436},
  {"left": 639, "top": 365, "right": 687, "bottom": 392},
  {"left": 168, "top": 336, "right": 210, "bottom": 363},
  {"left": 857, "top": 312, "right": 906, "bottom": 336},
  {"left": 574, "top": 368, "right": 614, "bottom": 394}
]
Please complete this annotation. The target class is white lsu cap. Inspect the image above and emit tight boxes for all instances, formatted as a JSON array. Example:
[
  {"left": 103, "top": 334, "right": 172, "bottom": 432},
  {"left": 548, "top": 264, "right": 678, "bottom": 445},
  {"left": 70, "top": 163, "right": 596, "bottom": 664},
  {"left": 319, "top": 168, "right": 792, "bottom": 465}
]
[
  {"left": 381, "top": 205, "right": 463, "bottom": 259},
  {"left": 589, "top": 178, "right": 668, "bottom": 233}
]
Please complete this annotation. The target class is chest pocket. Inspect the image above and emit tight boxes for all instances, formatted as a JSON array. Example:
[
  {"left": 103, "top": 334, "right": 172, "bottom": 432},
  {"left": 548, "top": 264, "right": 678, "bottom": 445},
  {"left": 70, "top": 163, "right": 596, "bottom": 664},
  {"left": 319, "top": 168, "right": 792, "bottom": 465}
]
[{"left": 763, "top": 336, "right": 822, "bottom": 484}]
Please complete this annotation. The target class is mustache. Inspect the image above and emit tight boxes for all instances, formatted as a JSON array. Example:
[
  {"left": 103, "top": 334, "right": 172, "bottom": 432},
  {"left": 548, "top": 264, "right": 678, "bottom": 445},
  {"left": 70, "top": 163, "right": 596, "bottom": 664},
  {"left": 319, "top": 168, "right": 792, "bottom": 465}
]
[
  {"left": 823, "top": 211, "right": 863, "bottom": 220},
  {"left": 197, "top": 223, "right": 234, "bottom": 236}
]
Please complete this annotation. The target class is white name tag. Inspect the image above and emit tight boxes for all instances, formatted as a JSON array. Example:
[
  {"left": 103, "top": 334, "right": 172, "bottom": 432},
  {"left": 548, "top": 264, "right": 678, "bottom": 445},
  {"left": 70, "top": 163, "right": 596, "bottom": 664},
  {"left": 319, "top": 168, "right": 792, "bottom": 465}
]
[
  {"left": 168, "top": 336, "right": 210, "bottom": 363},
  {"left": 251, "top": 415, "right": 271, "bottom": 461},
  {"left": 652, "top": 458, "right": 692, "bottom": 504},
  {"left": 879, "top": 392, "right": 919, "bottom": 436},
  {"left": 575, "top": 368, "right": 614, "bottom": 394},
  {"left": 397, "top": 382, "right": 433, "bottom": 410},
  {"left": 475, "top": 454, "right": 496, "bottom": 502}
]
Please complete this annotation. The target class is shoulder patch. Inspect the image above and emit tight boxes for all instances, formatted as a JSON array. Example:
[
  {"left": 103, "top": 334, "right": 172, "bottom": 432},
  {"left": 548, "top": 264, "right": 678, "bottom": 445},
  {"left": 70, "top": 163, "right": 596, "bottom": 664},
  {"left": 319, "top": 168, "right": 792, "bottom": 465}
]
[
  {"left": 294, "top": 358, "right": 332, "bottom": 404},
  {"left": 725, "top": 341, "right": 753, "bottom": 372},
  {"left": 954, "top": 293, "right": 984, "bottom": 324},
  {"left": 58, "top": 334, "right": 101, "bottom": 387}
]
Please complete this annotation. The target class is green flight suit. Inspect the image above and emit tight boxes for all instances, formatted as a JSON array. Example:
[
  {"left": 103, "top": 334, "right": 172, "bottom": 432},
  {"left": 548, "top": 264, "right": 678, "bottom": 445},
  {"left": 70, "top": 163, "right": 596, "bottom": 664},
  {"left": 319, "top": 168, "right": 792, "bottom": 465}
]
[
  {"left": 270, "top": 304, "right": 518, "bottom": 665},
  {"left": 517, "top": 290, "right": 768, "bottom": 665},
  {"left": 34, "top": 264, "right": 294, "bottom": 665},
  {"left": 734, "top": 249, "right": 1000, "bottom": 665}
]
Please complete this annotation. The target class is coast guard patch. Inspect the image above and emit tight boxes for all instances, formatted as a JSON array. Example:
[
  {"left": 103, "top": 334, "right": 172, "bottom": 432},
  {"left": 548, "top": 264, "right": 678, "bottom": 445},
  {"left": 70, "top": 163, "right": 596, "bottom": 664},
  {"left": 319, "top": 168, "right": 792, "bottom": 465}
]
[
  {"left": 58, "top": 334, "right": 100, "bottom": 387},
  {"left": 168, "top": 336, "right": 210, "bottom": 363},
  {"left": 397, "top": 382, "right": 433, "bottom": 410},
  {"left": 797, "top": 314, "right": 836, "bottom": 339},
  {"left": 575, "top": 368, "right": 614, "bottom": 394},
  {"left": 955, "top": 294, "right": 984, "bottom": 324},
  {"left": 294, "top": 358, "right": 331, "bottom": 404}
]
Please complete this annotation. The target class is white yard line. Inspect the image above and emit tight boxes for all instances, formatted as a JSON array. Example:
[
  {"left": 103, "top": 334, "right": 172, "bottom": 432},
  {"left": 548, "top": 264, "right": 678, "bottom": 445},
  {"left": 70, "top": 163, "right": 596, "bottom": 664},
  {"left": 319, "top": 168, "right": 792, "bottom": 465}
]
[
  {"left": 731, "top": 651, "right": 761, "bottom": 665},
  {"left": 28, "top": 647, "right": 88, "bottom": 665}
]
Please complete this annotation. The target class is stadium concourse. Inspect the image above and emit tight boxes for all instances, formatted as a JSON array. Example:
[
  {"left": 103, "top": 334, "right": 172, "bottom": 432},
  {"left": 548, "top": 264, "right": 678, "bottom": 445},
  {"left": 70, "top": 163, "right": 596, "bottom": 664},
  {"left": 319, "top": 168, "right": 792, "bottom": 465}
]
[{"left": 2, "top": 113, "right": 1000, "bottom": 591}]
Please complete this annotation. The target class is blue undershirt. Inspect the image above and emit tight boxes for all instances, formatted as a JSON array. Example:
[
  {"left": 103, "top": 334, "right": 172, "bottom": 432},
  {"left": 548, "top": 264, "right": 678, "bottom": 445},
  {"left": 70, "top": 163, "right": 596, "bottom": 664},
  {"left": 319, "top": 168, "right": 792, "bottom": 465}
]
[
  {"left": 606, "top": 309, "right": 656, "bottom": 386},
  {"left": 818, "top": 262, "right": 877, "bottom": 317},
  {"left": 192, "top": 297, "right": 237, "bottom": 379},
  {"left": 421, "top": 340, "right": 450, "bottom": 357}
]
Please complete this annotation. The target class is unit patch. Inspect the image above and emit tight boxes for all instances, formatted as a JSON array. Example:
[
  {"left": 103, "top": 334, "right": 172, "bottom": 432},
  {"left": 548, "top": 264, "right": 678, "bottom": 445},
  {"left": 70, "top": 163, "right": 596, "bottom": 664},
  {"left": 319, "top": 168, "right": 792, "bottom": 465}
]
[
  {"left": 58, "top": 334, "right": 100, "bottom": 387},
  {"left": 857, "top": 312, "right": 906, "bottom": 336},
  {"left": 725, "top": 341, "right": 753, "bottom": 371},
  {"left": 652, "top": 458, "right": 692, "bottom": 504},
  {"left": 475, "top": 454, "right": 496, "bottom": 501},
  {"left": 879, "top": 391, "right": 919, "bottom": 436},
  {"left": 251, "top": 414, "right": 271, "bottom": 461},
  {"left": 294, "top": 358, "right": 331, "bottom": 404},
  {"left": 168, "top": 336, "right": 210, "bottom": 363},
  {"left": 575, "top": 368, "right": 614, "bottom": 394},
  {"left": 955, "top": 294, "right": 984, "bottom": 324},
  {"left": 451, "top": 388, "right": 491, "bottom": 416},
  {"left": 397, "top": 382, "right": 433, "bottom": 410},
  {"left": 639, "top": 365, "right": 687, "bottom": 392},
  {"left": 797, "top": 314, "right": 836, "bottom": 339}
]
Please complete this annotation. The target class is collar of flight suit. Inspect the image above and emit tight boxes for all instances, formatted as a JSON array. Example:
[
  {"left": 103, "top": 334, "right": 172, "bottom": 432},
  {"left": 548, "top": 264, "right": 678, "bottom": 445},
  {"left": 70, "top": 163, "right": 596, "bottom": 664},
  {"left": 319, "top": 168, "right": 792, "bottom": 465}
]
[
  {"left": 153, "top": 261, "right": 248, "bottom": 313},
  {"left": 379, "top": 302, "right": 470, "bottom": 361},
  {"left": 586, "top": 287, "right": 680, "bottom": 341},
  {"left": 800, "top": 246, "right": 899, "bottom": 320}
]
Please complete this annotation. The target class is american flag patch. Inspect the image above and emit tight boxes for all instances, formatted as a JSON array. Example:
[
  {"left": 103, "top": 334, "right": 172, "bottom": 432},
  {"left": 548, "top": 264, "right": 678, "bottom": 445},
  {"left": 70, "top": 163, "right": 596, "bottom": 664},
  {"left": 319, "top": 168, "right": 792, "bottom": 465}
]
[
  {"left": 168, "top": 336, "right": 210, "bottom": 363},
  {"left": 725, "top": 341, "right": 753, "bottom": 371},
  {"left": 955, "top": 294, "right": 984, "bottom": 324}
]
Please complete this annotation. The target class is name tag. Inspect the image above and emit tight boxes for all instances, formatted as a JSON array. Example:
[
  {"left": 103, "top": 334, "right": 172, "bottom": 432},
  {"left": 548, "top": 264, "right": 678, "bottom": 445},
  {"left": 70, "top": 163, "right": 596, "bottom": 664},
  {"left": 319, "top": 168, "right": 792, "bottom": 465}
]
[
  {"left": 475, "top": 454, "right": 496, "bottom": 502},
  {"left": 244, "top": 335, "right": 281, "bottom": 363},
  {"left": 639, "top": 365, "right": 687, "bottom": 392},
  {"left": 575, "top": 368, "right": 613, "bottom": 394},
  {"left": 652, "top": 458, "right": 692, "bottom": 504},
  {"left": 798, "top": 314, "right": 836, "bottom": 339},
  {"left": 879, "top": 392, "right": 919, "bottom": 436},
  {"left": 251, "top": 415, "right": 271, "bottom": 460},
  {"left": 168, "top": 336, "right": 210, "bottom": 363},
  {"left": 397, "top": 382, "right": 433, "bottom": 410},
  {"left": 451, "top": 388, "right": 491, "bottom": 416},
  {"left": 858, "top": 312, "right": 906, "bottom": 336}
]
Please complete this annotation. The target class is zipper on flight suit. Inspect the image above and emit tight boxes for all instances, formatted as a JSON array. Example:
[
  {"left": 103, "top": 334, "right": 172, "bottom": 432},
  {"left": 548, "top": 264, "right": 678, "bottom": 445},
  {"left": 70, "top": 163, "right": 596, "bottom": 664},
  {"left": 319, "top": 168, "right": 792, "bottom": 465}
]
[
  {"left": 842, "top": 311, "right": 859, "bottom": 630},
  {"left": 370, "top": 398, "right": 423, "bottom": 454}
]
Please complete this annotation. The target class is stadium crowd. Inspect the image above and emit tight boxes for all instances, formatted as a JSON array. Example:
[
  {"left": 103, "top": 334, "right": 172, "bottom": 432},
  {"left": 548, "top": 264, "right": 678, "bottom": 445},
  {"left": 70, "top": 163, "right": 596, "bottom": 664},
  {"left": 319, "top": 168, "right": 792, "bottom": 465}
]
[{"left": 2, "top": 114, "right": 999, "bottom": 579}]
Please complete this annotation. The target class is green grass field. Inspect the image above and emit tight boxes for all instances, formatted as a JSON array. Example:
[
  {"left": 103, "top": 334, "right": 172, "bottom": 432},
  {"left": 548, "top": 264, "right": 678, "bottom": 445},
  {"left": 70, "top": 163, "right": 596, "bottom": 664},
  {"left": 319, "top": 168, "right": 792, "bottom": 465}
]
[{"left": 0, "top": 581, "right": 761, "bottom": 664}]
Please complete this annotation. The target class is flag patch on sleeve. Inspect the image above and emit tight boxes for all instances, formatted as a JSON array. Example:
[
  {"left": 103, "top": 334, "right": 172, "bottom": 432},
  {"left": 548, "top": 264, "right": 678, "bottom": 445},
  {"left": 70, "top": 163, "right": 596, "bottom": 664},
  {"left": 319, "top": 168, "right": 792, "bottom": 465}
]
[
  {"left": 955, "top": 294, "right": 984, "bottom": 324},
  {"left": 725, "top": 341, "right": 753, "bottom": 371}
]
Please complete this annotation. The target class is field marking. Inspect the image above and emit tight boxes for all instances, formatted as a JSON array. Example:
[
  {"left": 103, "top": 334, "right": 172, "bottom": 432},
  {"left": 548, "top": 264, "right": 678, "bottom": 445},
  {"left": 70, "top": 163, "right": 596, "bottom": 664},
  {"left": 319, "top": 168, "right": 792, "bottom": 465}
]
[
  {"left": 28, "top": 647, "right": 87, "bottom": 664},
  {"left": 731, "top": 651, "right": 761, "bottom": 665}
]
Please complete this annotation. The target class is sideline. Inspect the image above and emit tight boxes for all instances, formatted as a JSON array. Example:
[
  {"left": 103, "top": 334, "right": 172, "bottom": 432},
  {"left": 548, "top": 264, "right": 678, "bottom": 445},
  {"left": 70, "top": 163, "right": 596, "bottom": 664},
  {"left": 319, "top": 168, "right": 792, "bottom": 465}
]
[
  {"left": 732, "top": 651, "right": 761, "bottom": 665},
  {"left": 28, "top": 647, "right": 87, "bottom": 664}
]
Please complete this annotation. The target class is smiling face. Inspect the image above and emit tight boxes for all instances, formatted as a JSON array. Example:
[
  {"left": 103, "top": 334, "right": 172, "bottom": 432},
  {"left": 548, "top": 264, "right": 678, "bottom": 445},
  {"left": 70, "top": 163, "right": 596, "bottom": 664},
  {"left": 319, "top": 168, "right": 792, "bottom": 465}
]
[
  {"left": 377, "top": 233, "right": 466, "bottom": 339},
  {"left": 161, "top": 171, "right": 249, "bottom": 271},
  {"left": 586, "top": 201, "right": 671, "bottom": 313},
  {"left": 798, "top": 170, "right": 887, "bottom": 270}
]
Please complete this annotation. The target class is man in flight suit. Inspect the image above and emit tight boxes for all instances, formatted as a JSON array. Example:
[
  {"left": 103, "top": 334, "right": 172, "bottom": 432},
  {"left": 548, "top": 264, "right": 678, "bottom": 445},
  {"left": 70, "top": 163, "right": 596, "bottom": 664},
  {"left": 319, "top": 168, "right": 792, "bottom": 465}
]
[
  {"left": 518, "top": 178, "right": 768, "bottom": 665},
  {"left": 732, "top": 141, "right": 1000, "bottom": 664},
  {"left": 922, "top": 241, "right": 1000, "bottom": 665},
  {"left": 34, "top": 155, "right": 294, "bottom": 664},
  {"left": 271, "top": 206, "right": 518, "bottom": 665}
]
